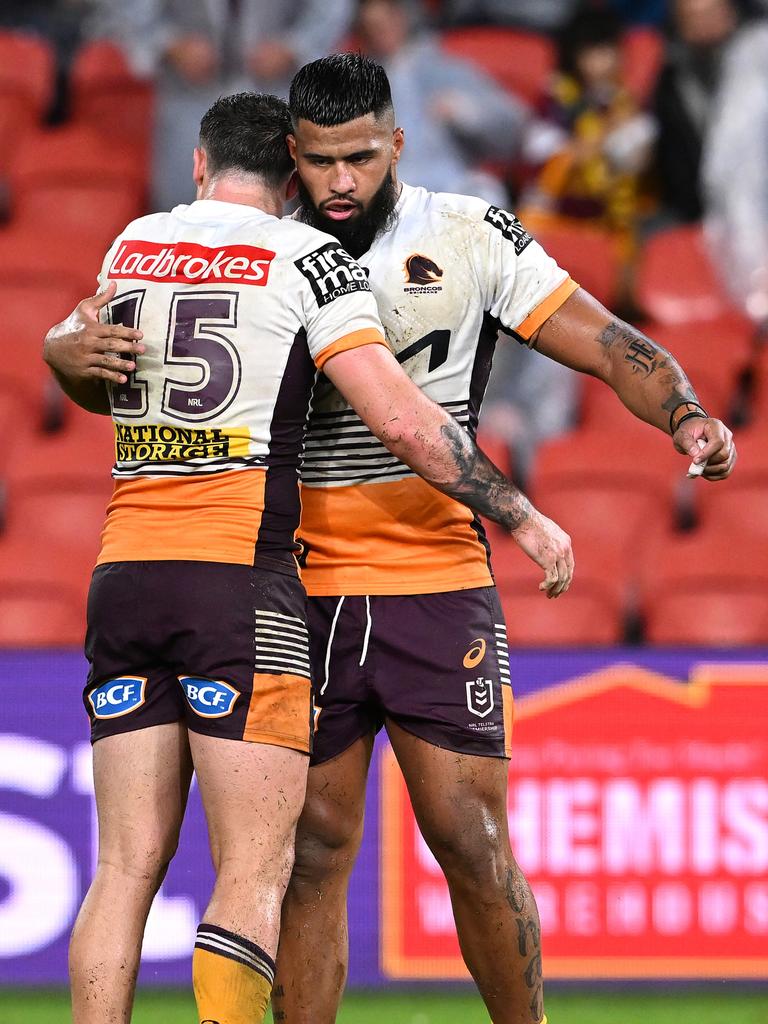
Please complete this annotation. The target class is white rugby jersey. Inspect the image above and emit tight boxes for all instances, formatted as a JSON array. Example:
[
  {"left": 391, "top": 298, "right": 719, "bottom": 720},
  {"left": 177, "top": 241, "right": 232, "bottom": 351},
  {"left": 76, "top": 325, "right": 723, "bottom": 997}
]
[
  {"left": 95, "top": 198, "right": 385, "bottom": 570},
  {"left": 297, "top": 183, "right": 578, "bottom": 596}
]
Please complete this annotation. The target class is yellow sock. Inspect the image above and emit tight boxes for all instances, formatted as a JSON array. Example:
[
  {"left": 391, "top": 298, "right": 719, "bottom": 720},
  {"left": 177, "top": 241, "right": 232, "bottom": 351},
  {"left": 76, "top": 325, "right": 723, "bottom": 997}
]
[{"left": 193, "top": 923, "right": 274, "bottom": 1024}]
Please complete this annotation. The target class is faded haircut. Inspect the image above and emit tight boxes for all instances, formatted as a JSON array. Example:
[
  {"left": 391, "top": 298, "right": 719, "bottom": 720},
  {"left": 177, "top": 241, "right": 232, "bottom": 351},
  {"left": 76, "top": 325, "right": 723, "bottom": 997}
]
[
  {"left": 199, "top": 92, "right": 294, "bottom": 187},
  {"left": 289, "top": 52, "right": 393, "bottom": 128}
]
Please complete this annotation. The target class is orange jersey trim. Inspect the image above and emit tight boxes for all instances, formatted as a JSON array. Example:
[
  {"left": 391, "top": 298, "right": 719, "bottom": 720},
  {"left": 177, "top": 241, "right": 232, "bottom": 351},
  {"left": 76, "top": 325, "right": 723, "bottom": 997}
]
[
  {"left": 514, "top": 277, "right": 579, "bottom": 341},
  {"left": 97, "top": 469, "right": 267, "bottom": 565},
  {"left": 314, "top": 327, "right": 387, "bottom": 370},
  {"left": 299, "top": 476, "right": 493, "bottom": 597}
]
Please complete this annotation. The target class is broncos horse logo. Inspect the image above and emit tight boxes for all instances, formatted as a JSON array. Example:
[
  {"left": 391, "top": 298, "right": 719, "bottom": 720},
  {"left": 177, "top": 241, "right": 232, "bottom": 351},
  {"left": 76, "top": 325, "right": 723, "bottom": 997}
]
[{"left": 404, "top": 253, "right": 444, "bottom": 285}]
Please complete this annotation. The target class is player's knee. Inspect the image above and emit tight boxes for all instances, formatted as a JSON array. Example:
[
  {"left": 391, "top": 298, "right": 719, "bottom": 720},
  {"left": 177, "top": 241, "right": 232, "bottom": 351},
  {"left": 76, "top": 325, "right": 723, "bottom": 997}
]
[
  {"left": 99, "top": 831, "right": 179, "bottom": 888},
  {"left": 422, "top": 814, "right": 510, "bottom": 889},
  {"left": 290, "top": 806, "right": 364, "bottom": 889}
]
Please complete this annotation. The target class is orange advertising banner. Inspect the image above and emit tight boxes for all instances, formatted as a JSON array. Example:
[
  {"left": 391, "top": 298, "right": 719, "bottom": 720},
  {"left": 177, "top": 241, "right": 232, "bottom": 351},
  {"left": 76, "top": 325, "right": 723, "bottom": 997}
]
[{"left": 381, "top": 663, "right": 768, "bottom": 979}]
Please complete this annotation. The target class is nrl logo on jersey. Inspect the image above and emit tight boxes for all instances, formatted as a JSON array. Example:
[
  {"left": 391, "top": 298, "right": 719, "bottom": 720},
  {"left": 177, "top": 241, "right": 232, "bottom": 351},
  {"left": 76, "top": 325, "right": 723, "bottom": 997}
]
[
  {"left": 403, "top": 253, "right": 443, "bottom": 294},
  {"left": 484, "top": 206, "right": 533, "bottom": 255},
  {"left": 295, "top": 243, "right": 370, "bottom": 307}
]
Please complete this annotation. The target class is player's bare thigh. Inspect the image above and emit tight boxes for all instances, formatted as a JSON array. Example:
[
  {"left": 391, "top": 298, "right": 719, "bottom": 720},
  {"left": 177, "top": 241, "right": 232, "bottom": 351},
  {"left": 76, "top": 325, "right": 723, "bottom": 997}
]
[
  {"left": 190, "top": 733, "right": 309, "bottom": 943},
  {"left": 92, "top": 722, "right": 193, "bottom": 867}
]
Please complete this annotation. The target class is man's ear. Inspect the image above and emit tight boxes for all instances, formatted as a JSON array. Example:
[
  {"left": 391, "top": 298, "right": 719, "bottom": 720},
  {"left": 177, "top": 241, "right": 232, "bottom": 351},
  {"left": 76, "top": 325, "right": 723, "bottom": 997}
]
[
  {"left": 193, "top": 146, "right": 207, "bottom": 188},
  {"left": 285, "top": 169, "right": 299, "bottom": 201},
  {"left": 392, "top": 126, "right": 404, "bottom": 166},
  {"left": 287, "top": 133, "right": 298, "bottom": 162}
]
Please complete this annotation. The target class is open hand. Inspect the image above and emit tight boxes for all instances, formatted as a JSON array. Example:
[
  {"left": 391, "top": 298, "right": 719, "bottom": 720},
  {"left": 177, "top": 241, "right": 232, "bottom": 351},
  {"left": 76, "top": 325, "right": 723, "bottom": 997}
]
[
  {"left": 43, "top": 281, "right": 145, "bottom": 385},
  {"left": 511, "top": 509, "right": 574, "bottom": 598}
]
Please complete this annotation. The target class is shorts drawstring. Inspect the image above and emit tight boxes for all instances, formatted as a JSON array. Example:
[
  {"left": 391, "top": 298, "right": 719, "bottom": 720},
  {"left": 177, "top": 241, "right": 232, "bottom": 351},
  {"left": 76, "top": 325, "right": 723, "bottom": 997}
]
[
  {"left": 359, "top": 595, "right": 372, "bottom": 667},
  {"left": 320, "top": 596, "right": 345, "bottom": 695}
]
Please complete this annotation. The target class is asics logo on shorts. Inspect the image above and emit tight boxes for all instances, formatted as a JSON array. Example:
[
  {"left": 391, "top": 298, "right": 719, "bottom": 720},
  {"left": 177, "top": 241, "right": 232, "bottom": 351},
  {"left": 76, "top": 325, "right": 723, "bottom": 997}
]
[
  {"left": 463, "top": 638, "right": 487, "bottom": 669},
  {"left": 179, "top": 677, "right": 239, "bottom": 718},
  {"left": 89, "top": 677, "right": 147, "bottom": 719}
]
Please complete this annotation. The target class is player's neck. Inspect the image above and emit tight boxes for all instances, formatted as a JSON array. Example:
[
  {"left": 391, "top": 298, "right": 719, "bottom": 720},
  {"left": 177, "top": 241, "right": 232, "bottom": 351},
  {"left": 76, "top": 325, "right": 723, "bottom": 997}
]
[{"left": 199, "top": 175, "right": 285, "bottom": 219}]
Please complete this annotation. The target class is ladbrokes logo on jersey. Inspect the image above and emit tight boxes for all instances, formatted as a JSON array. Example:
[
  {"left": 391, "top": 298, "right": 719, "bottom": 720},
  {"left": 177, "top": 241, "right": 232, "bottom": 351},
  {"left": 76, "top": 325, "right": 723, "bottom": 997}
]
[
  {"left": 295, "top": 243, "right": 370, "bottom": 306},
  {"left": 484, "top": 206, "right": 533, "bottom": 255},
  {"left": 109, "top": 240, "right": 275, "bottom": 286}
]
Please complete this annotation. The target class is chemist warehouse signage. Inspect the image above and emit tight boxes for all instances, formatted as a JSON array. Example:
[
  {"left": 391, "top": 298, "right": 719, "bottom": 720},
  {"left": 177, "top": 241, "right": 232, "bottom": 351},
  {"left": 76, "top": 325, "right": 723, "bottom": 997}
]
[
  {"left": 1, "top": 652, "right": 766, "bottom": 985},
  {"left": 381, "top": 662, "right": 768, "bottom": 980}
]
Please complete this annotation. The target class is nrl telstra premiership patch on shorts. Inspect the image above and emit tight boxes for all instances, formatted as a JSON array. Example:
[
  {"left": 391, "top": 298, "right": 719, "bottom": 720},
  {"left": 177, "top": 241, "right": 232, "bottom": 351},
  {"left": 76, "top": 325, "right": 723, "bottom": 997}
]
[
  {"left": 88, "top": 677, "right": 147, "bottom": 719},
  {"left": 179, "top": 676, "right": 240, "bottom": 718}
]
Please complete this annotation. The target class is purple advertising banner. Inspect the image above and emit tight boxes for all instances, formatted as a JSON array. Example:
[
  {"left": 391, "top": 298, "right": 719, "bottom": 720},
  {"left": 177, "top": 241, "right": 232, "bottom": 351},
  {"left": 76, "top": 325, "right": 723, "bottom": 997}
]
[{"left": 1, "top": 648, "right": 767, "bottom": 986}]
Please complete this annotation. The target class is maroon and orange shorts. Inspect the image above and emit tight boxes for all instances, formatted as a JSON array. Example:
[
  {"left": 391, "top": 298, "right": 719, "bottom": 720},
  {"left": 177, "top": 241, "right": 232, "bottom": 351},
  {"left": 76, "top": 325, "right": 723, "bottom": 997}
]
[
  {"left": 307, "top": 586, "right": 513, "bottom": 765},
  {"left": 84, "top": 560, "right": 312, "bottom": 753}
]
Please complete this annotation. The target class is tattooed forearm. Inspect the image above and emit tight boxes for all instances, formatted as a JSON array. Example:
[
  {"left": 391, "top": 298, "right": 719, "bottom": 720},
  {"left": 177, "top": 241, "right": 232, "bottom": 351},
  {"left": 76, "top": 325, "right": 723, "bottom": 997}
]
[
  {"left": 598, "top": 320, "right": 668, "bottom": 377},
  {"left": 598, "top": 318, "right": 700, "bottom": 431},
  {"left": 433, "top": 419, "right": 533, "bottom": 532}
]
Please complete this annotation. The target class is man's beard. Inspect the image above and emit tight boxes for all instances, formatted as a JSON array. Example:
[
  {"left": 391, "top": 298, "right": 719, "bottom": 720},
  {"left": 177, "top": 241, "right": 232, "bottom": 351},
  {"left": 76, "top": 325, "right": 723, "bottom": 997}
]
[{"left": 297, "top": 171, "right": 399, "bottom": 259}]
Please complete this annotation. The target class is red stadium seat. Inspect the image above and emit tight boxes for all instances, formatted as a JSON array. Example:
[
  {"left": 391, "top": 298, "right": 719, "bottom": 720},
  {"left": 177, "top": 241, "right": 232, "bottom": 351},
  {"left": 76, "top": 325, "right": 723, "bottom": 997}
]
[
  {"left": 635, "top": 224, "right": 739, "bottom": 324},
  {"left": 497, "top": 575, "right": 623, "bottom": 645},
  {"left": 621, "top": 27, "right": 663, "bottom": 106},
  {"left": 748, "top": 342, "right": 768, "bottom": 429},
  {"left": 0, "top": 223, "right": 104, "bottom": 295},
  {"left": 0, "top": 535, "right": 89, "bottom": 645},
  {"left": 696, "top": 480, "right": 768, "bottom": 540},
  {"left": 6, "top": 404, "right": 115, "bottom": 487},
  {"left": 0, "top": 280, "right": 84, "bottom": 423},
  {"left": 70, "top": 41, "right": 154, "bottom": 158},
  {"left": 531, "top": 224, "right": 621, "bottom": 308},
  {"left": 0, "top": 30, "right": 55, "bottom": 122},
  {"left": 440, "top": 28, "right": 555, "bottom": 107},
  {"left": 533, "top": 479, "right": 671, "bottom": 594},
  {"left": 639, "top": 525, "right": 768, "bottom": 643},
  {"left": 645, "top": 585, "right": 768, "bottom": 645},
  {"left": 8, "top": 473, "right": 113, "bottom": 565},
  {"left": 530, "top": 427, "right": 684, "bottom": 499},
  {"left": 8, "top": 126, "right": 146, "bottom": 242},
  {"left": 0, "top": 583, "right": 84, "bottom": 646}
]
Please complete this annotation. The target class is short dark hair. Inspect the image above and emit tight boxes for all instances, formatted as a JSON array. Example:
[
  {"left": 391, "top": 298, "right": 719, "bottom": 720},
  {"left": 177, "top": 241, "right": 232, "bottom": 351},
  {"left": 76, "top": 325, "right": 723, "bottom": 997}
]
[
  {"left": 557, "top": 9, "right": 623, "bottom": 79},
  {"left": 199, "top": 92, "right": 293, "bottom": 186},
  {"left": 289, "top": 52, "right": 393, "bottom": 127}
]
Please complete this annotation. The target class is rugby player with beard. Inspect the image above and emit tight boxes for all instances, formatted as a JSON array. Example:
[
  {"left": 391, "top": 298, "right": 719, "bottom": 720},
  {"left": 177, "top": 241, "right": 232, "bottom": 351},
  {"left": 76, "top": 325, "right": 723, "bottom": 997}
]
[{"left": 272, "top": 54, "right": 735, "bottom": 1024}]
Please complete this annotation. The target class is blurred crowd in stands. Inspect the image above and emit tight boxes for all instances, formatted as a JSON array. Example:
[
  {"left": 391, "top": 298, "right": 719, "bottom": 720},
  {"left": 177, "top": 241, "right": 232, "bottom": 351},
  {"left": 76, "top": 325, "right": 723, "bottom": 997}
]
[{"left": 1, "top": 0, "right": 767, "bottom": 645}]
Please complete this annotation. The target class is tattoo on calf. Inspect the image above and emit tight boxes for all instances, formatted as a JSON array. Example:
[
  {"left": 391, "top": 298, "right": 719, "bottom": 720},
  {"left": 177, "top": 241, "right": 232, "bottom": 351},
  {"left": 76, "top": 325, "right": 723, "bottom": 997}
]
[
  {"left": 506, "top": 867, "right": 545, "bottom": 1022},
  {"left": 505, "top": 866, "right": 527, "bottom": 914}
]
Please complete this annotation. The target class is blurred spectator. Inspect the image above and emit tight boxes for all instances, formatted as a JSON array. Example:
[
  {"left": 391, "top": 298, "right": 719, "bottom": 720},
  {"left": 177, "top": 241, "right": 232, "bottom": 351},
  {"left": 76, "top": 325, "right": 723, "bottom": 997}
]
[
  {"left": 652, "top": 0, "right": 745, "bottom": 223},
  {"left": 519, "top": 10, "right": 656, "bottom": 272},
  {"left": 90, "top": 0, "right": 354, "bottom": 210},
  {"left": 439, "top": 0, "right": 581, "bottom": 33},
  {"left": 703, "top": 19, "right": 768, "bottom": 324},
  {"left": 356, "top": 0, "right": 528, "bottom": 202},
  {"left": 439, "top": 0, "right": 669, "bottom": 30}
]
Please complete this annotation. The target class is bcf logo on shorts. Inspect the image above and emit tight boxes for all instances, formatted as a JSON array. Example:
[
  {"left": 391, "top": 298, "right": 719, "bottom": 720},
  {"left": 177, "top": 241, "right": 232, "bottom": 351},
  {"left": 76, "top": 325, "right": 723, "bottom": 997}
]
[
  {"left": 466, "top": 677, "right": 494, "bottom": 719},
  {"left": 179, "top": 677, "right": 239, "bottom": 718},
  {"left": 89, "top": 677, "right": 147, "bottom": 719}
]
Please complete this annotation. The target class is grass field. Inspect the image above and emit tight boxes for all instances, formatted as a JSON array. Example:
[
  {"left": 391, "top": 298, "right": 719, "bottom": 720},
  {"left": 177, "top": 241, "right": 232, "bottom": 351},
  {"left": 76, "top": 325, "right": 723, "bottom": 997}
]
[{"left": 3, "top": 988, "right": 768, "bottom": 1023}]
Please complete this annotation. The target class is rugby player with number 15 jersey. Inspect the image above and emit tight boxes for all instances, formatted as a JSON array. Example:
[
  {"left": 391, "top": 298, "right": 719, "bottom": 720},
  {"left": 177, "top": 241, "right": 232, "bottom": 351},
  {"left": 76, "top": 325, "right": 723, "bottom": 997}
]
[{"left": 43, "top": 94, "right": 570, "bottom": 1024}]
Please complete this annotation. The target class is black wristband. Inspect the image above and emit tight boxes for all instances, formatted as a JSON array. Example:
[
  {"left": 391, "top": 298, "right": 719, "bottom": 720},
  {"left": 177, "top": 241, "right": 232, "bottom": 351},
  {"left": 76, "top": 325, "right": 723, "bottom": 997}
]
[{"left": 669, "top": 401, "right": 708, "bottom": 434}]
